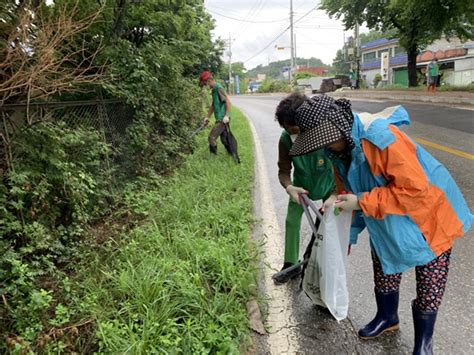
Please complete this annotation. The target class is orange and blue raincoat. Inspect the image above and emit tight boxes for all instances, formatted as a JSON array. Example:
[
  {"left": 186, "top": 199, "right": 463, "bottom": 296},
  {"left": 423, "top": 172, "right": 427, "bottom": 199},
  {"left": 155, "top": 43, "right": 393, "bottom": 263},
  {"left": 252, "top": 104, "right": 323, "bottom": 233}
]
[{"left": 330, "top": 106, "right": 472, "bottom": 274}]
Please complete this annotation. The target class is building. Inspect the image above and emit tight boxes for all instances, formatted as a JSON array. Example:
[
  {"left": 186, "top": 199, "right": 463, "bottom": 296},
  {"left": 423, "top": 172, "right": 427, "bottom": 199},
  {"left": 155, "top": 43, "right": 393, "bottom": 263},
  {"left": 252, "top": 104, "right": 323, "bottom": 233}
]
[{"left": 360, "top": 37, "right": 474, "bottom": 87}]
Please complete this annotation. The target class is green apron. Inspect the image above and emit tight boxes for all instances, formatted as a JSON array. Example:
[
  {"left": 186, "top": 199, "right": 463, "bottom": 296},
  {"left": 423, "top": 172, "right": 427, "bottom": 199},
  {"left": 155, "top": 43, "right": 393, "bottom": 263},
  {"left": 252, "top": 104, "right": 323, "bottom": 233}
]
[
  {"left": 212, "top": 83, "right": 226, "bottom": 120},
  {"left": 281, "top": 131, "right": 335, "bottom": 263}
]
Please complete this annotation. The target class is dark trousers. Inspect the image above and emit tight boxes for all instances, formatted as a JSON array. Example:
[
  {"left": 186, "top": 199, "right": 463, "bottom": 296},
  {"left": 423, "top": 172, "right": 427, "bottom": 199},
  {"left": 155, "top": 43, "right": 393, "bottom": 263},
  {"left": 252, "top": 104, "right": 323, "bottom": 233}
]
[
  {"left": 208, "top": 121, "right": 226, "bottom": 147},
  {"left": 372, "top": 249, "right": 451, "bottom": 311}
]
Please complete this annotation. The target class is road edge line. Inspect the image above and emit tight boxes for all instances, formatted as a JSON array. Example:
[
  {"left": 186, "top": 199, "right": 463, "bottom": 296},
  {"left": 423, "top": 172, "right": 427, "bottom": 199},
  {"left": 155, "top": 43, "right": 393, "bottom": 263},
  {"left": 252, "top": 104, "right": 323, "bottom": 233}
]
[{"left": 246, "top": 112, "right": 301, "bottom": 354}]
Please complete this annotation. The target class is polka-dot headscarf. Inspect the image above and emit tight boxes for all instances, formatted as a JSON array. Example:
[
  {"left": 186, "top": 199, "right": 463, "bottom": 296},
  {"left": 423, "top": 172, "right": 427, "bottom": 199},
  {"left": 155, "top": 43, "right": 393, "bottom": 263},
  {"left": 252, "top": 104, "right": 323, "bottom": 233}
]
[{"left": 290, "top": 94, "right": 354, "bottom": 156}]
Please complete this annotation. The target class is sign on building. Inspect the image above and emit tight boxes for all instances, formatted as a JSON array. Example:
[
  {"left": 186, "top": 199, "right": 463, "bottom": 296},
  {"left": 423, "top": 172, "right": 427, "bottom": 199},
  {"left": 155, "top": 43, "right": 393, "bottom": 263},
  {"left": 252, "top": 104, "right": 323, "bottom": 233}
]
[
  {"left": 381, "top": 52, "right": 389, "bottom": 81},
  {"left": 235, "top": 75, "right": 240, "bottom": 95}
]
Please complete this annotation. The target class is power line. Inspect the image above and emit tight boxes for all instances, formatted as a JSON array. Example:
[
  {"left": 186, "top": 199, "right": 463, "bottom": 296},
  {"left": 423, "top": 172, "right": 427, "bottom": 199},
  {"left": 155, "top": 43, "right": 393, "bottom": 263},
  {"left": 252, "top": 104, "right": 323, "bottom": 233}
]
[
  {"left": 295, "top": 26, "right": 343, "bottom": 30},
  {"left": 243, "top": 27, "right": 290, "bottom": 64},
  {"left": 242, "top": 5, "right": 318, "bottom": 64},
  {"left": 233, "top": 0, "right": 264, "bottom": 33},
  {"left": 232, "top": 0, "right": 269, "bottom": 40},
  {"left": 294, "top": 5, "right": 319, "bottom": 25},
  {"left": 207, "top": 8, "right": 288, "bottom": 23}
]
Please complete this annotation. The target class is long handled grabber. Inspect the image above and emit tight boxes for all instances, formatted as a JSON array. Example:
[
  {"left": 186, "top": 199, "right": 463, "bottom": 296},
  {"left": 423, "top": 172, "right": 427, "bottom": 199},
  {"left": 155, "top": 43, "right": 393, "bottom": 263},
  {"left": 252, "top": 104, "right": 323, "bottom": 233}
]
[
  {"left": 189, "top": 122, "right": 206, "bottom": 138},
  {"left": 271, "top": 194, "right": 323, "bottom": 282}
]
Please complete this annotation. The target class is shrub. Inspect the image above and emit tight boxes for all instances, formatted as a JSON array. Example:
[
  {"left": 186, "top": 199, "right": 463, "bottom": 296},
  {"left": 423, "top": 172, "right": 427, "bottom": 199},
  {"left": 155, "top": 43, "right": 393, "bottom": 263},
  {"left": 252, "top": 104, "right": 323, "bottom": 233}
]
[
  {"left": 0, "top": 121, "right": 110, "bottom": 349},
  {"left": 257, "top": 78, "right": 291, "bottom": 93},
  {"left": 373, "top": 73, "right": 383, "bottom": 87}
]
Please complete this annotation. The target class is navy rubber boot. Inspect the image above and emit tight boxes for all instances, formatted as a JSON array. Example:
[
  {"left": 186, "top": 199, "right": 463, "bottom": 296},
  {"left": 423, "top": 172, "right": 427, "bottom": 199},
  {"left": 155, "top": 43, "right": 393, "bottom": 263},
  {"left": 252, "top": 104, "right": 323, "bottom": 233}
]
[
  {"left": 412, "top": 300, "right": 437, "bottom": 355},
  {"left": 358, "top": 289, "right": 400, "bottom": 339}
]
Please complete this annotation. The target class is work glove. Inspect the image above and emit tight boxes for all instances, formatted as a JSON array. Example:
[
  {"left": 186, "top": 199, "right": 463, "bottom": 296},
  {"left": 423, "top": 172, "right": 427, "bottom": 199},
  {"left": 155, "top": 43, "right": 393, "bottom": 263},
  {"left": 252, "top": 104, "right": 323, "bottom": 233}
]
[
  {"left": 223, "top": 115, "right": 230, "bottom": 124},
  {"left": 203, "top": 117, "right": 210, "bottom": 126},
  {"left": 286, "top": 185, "right": 308, "bottom": 205},
  {"left": 334, "top": 193, "right": 361, "bottom": 211},
  {"left": 322, "top": 194, "right": 338, "bottom": 212}
]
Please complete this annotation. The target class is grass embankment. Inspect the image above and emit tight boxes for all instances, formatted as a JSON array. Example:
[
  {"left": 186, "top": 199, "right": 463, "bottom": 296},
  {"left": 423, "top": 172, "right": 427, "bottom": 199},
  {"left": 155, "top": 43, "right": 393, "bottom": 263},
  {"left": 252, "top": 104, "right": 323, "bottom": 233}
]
[{"left": 75, "top": 108, "right": 257, "bottom": 353}]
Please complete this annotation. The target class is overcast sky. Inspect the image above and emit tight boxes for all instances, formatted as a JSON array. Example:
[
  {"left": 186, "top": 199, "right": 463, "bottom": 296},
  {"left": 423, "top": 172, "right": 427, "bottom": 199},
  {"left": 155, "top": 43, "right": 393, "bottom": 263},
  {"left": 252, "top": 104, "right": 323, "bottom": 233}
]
[{"left": 204, "top": 0, "right": 368, "bottom": 71}]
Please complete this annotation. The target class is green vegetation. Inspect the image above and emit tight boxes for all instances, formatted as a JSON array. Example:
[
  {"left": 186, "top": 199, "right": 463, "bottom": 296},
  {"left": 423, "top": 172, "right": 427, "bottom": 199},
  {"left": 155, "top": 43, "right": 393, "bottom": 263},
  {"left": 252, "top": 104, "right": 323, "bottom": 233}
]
[
  {"left": 359, "top": 29, "right": 398, "bottom": 44},
  {"left": 1, "top": 0, "right": 252, "bottom": 352},
  {"left": 1, "top": 108, "right": 257, "bottom": 352},
  {"left": 294, "top": 71, "right": 316, "bottom": 80},
  {"left": 373, "top": 73, "right": 383, "bottom": 87},
  {"left": 322, "top": 0, "right": 473, "bottom": 86},
  {"left": 247, "top": 57, "right": 328, "bottom": 79},
  {"left": 217, "top": 62, "right": 248, "bottom": 94},
  {"left": 90, "top": 108, "right": 257, "bottom": 353},
  {"left": 257, "top": 78, "right": 291, "bottom": 93},
  {"left": 360, "top": 83, "right": 474, "bottom": 92},
  {"left": 438, "top": 84, "right": 474, "bottom": 92},
  {"left": 331, "top": 30, "right": 397, "bottom": 75},
  {"left": 331, "top": 49, "right": 351, "bottom": 75}
]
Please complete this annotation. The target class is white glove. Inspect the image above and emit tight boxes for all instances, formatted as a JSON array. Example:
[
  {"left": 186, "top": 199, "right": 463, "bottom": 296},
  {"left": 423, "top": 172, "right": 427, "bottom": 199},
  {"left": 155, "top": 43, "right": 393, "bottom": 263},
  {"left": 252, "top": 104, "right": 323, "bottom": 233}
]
[
  {"left": 322, "top": 194, "right": 338, "bottom": 212},
  {"left": 203, "top": 117, "right": 209, "bottom": 126},
  {"left": 334, "top": 194, "right": 361, "bottom": 211},
  {"left": 223, "top": 115, "right": 230, "bottom": 124},
  {"left": 286, "top": 185, "right": 308, "bottom": 205}
]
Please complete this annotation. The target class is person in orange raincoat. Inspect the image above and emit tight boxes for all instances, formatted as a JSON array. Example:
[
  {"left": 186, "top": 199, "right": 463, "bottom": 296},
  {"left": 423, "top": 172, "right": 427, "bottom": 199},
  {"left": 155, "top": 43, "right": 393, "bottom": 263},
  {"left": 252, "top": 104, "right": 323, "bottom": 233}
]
[{"left": 275, "top": 93, "right": 472, "bottom": 355}]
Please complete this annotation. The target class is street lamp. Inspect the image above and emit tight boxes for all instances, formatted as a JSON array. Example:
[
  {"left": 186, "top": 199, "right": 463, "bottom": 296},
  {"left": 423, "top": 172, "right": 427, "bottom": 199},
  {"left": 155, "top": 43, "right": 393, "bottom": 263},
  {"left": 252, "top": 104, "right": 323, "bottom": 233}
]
[{"left": 275, "top": 44, "right": 293, "bottom": 82}]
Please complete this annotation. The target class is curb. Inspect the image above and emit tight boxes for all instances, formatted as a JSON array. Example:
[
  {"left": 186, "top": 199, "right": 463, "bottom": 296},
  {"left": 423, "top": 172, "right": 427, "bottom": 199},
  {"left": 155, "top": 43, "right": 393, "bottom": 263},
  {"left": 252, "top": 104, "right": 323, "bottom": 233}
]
[{"left": 327, "top": 91, "right": 474, "bottom": 106}]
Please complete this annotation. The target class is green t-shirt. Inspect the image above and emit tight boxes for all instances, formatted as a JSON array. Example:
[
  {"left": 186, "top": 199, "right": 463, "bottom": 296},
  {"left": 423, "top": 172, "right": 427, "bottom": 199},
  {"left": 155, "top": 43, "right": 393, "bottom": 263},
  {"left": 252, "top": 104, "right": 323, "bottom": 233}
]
[
  {"left": 428, "top": 61, "right": 439, "bottom": 77},
  {"left": 212, "top": 83, "right": 227, "bottom": 120},
  {"left": 281, "top": 131, "right": 335, "bottom": 201}
]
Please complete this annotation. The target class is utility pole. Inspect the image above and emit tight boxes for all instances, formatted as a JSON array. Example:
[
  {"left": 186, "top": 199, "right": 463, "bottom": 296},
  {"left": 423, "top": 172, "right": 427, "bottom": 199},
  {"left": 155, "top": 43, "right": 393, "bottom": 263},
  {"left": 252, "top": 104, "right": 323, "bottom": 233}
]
[
  {"left": 354, "top": 22, "right": 361, "bottom": 89},
  {"left": 343, "top": 31, "right": 346, "bottom": 63},
  {"left": 289, "top": 0, "right": 294, "bottom": 83},
  {"left": 228, "top": 33, "right": 233, "bottom": 95},
  {"left": 294, "top": 33, "right": 297, "bottom": 68}
]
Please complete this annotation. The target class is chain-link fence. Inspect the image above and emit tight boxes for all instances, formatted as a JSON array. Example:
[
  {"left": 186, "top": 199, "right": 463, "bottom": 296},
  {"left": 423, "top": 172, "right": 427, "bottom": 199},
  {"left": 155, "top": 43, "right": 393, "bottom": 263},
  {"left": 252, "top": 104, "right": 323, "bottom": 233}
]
[{"left": 0, "top": 99, "right": 134, "bottom": 188}]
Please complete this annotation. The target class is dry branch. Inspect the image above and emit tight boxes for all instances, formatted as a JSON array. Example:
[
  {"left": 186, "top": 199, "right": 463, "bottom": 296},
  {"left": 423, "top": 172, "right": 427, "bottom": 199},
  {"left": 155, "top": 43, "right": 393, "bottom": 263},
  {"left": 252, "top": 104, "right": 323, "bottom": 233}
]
[{"left": 0, "top": 0, "right": 106, "bottom": 107}]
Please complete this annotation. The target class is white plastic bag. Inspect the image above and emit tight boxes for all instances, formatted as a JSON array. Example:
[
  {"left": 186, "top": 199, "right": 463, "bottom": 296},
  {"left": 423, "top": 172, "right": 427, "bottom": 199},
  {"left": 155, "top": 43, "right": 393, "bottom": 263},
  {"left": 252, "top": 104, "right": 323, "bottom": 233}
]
[{"left": 302, "top": 207, "right": 352, "bottom": 321}]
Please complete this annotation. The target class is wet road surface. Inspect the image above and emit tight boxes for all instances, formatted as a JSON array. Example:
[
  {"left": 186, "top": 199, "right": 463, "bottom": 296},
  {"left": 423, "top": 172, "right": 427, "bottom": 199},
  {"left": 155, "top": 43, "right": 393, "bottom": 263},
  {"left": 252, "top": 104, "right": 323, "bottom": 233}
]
[{"left": 235, "top": 95, "right": 474, "bottom": 355}]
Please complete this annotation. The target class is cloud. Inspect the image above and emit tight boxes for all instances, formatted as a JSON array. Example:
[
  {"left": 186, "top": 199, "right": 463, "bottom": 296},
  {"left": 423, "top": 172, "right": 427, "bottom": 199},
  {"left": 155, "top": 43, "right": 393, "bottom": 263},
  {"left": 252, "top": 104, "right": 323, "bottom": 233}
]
[{"left": 205, "top": 0, "right": 367, "bottom": 70}]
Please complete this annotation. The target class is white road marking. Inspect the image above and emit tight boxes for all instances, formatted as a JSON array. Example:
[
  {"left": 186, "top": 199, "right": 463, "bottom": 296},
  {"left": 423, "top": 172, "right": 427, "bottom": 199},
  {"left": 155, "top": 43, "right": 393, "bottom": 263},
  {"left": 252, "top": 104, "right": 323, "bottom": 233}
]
[{"left": 247, "top": 116, "right": 300, "bottom": 354}]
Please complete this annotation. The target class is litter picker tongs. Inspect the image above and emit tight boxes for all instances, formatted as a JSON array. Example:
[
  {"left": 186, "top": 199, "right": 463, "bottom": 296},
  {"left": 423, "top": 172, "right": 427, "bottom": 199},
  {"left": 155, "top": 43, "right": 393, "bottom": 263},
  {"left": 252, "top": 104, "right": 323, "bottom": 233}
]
[
  {"left": 271, "top": 194, "right": 323, "bottom": 281},
  {"left": 189, "top": 122, "right": 206, "bottom": 138}
]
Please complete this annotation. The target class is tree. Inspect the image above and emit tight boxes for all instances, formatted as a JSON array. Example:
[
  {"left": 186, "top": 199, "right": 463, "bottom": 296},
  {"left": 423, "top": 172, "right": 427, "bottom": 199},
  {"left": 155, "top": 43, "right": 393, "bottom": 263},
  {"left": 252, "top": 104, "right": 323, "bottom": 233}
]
[
  {"left": 359, "top": 29, "right": 397, "bottom": 44},
  {"left": 217, "top": 62, "right": 247, "bottom": 93},
  {"left": 0, "top": 1, "right": 104, "bottom": 107},
  {"left": 321, "top": 0, "right": 474, "bottom": 86},
  {"left": 331, "top": 49, "right": 351, "bottom": 75},
  {"left": 330, "top": 29, "right": 395, "bottom": 75},
  {"left": 246, "top": 57, "right": 328, "bottom": 79},
  {"left": 294, "top": 71, "right": 315, "bottom": 80}
]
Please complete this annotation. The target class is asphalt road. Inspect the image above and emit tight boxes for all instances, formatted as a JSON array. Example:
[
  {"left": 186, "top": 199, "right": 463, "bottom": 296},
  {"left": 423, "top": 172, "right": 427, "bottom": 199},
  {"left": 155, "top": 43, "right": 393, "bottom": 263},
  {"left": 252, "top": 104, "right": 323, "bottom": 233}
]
[{"left": 234, "top": 94, "right": 474, "bottom": 355}]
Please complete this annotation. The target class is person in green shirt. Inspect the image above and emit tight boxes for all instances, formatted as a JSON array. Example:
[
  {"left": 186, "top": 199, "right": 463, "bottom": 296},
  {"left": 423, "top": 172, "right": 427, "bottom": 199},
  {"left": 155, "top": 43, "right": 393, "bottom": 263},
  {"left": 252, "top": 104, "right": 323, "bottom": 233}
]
[
  {"left": 274, "top": 93, "right": 336, "bottom": 284},
  {"left": 426, "top": 58, "right": 439, "bottom": 92},
  {"left": 349, "top": 70, "right": 357, "bottom": 90},
  {"left": 199, "top": 71, "right": 232, "bottom": 155}
]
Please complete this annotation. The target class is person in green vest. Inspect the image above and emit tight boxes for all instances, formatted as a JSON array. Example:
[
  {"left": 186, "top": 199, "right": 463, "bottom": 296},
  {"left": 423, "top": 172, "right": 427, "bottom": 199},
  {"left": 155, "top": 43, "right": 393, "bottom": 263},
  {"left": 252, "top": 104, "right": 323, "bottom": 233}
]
[
  {"left": 199, "top": 71, "right": 232, "bottom": 154},
  {"left": 349, "top": 70, "right": 357, "bottom": 90},
  {"left": 274, "top": 94, "right": 336, "bottom": 284},
  {"left": 426, "top": 58, "right": 439, "bottom": 92}
]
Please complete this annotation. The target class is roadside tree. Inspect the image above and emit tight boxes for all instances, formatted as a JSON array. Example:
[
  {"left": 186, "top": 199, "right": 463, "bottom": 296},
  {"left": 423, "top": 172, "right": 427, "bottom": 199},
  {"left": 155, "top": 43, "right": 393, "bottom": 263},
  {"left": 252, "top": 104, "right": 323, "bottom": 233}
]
[{"left": 322, "top": 0, "right": 474, "bottom": 86}]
